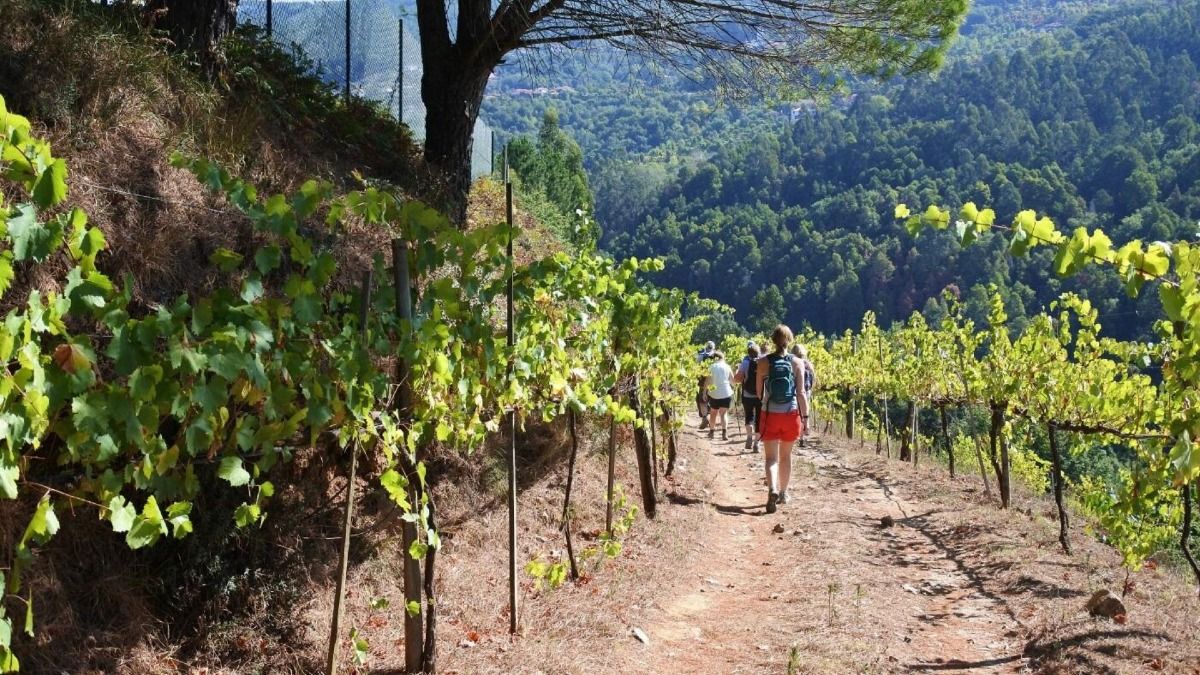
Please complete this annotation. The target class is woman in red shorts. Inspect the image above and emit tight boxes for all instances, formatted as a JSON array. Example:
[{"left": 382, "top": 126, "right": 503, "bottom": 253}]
[{"left": 754, "top": 325, "right": 808, "bottom": 514}]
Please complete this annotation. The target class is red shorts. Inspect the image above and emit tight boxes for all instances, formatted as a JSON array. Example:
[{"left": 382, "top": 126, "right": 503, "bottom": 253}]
[{"left": 760, "top": 409, "right": 802, "bottom": 442}]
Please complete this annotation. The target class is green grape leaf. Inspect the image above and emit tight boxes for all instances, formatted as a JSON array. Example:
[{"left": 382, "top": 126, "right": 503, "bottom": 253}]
[
  {"left": 166, "top": 501, "right": 193, "bottom": 539},
  {"left": 959, "top": 202, "right": 979, "bottom": 223},
  {"left": 209, "top": 248, "right": 244, "bottom": 272},
  {"left": 1009, "top": 226, "right": 1031, "bottom": 257},
  {"left": 1160, "top": 285, "right": 1185, "bottom": 322},
  {"left": 241, "top": 275, "right": 264, "bottom": 303},
  {"left": 0, "top": 251, "right": 14, "bottom": 299},
  {"left": 129, "top": 365, "right": 163, "bottom": 400},
  {"left": 922, "top": 205, "right": 950, "bottom": 229},
  {"left": 23, "top": 496, "right": 59, "bottom": 544},
  {"left": 954, "top": 219, "right": 977, "bottom": 247},
  {"left": 234, "top": 502, "right": 262, "bottom": 528},
  {"left": 903, "top": 215, "right": 923, "bottom": 237},
  {"left": 107, "top": 496, "right": 136, "bottom": 533},
  {"left": 0, "top": 645, "right": 18, "bottom": 672},
  {"left": 379, "top": 469, "right": 410, "bottom": 509},
  {"left": 218, "top": 456, "right": 251, "bottom": 487},
  {"left": 126, "top": 496, "right": 167, "bottom": 549},
  {"left": 254, "top": 246, "right": 282, "bottom": 274},
  {"left": 294, "top": 292, "right": 321, "bottom": 325},
  {"left": 0, "top": 462, "right": 17, "bottom": 500},
  {"left": 31, "top": 158, "right": 67, "bottom": 209},
  {"left": 8, "top": 202, "right": 63, "bottom": 262}
]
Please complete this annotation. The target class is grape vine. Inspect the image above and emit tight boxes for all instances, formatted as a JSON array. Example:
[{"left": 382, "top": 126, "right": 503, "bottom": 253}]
[{"left": 0, "top": 93, "right": 699, "bottom": 671}]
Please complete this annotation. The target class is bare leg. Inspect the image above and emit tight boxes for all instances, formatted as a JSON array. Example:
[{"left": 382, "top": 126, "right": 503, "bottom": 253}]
[
  {"left": 778, "top": 440, "right": 795, "bottom": 495},
  {"left": 708, "top": 405, "right": 719, "bottom": 433},
  {"left": 762, "top": 440, "right": 780, "bottom": 493}
]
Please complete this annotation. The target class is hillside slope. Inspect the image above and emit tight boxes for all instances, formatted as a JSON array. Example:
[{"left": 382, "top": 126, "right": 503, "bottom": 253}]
[{"left": 0, "top": 3, "right": 572, "bottom": 671}]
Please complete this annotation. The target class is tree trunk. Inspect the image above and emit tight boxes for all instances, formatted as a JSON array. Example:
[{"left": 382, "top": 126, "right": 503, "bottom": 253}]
[
  {"left": 627, "top": 383, "right": 658, "bottom": 520},
  {"left": 939, "top": 406, "right": 954, "bottom": 478},
  {"left": 418, "top": 48, "right": 491, "bottom": 223},
  {"left": 1047, "top": 423, "right": 1070, "bottom": 554},
  {"left": 147, "top": 0, "right": 238, "bottom": 74}
]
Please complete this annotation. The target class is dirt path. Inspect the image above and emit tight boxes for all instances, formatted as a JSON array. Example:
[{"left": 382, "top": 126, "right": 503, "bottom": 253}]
[{"left": 622, "top": 418, "right": 1026, "bottom": 674}]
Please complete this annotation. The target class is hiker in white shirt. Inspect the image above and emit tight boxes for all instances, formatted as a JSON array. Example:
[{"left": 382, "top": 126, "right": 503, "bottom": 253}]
[{"left": 706, "top": 351, "right": 735, "bottom": 441}]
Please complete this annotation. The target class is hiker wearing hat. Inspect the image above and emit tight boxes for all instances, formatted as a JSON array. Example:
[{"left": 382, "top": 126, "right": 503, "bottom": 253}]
[{"left": 734, "top": 340, "right": 761, "bottom": 452}]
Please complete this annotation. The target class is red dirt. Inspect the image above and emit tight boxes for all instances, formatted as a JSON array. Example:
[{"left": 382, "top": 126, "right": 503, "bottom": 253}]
[{"left": 435, "top": 414, "right": 1200, "bottom": 674}]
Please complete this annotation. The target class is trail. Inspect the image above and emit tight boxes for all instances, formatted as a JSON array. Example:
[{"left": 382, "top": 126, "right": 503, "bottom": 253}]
[{"left": 621, "top": 417, "right": 1026, "bottom": 674}]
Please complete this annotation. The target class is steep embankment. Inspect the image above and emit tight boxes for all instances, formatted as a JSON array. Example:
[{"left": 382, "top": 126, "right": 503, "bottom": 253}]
[{"left": 436, "top": 417, "right": 1200, "bottom": 674}]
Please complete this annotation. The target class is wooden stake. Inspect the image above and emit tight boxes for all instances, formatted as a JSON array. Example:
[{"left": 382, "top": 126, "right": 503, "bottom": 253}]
[
  {"left": 326, "top": 270, "right": 372, "bottom": 675},
  {"left": 391, "top": 239, "right": 423, "bottom": 672}
]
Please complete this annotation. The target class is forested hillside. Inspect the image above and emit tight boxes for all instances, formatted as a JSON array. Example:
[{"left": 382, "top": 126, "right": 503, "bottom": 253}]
[
  {"left": 608, "top": 0, "right": 1200, "bottom": 336},
  {"left": 485, "top": 0, "right": 1187, "bottom": 338}
]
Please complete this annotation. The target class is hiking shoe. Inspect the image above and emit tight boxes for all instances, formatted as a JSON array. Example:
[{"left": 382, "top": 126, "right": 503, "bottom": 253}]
[
  {"left": 744, "top": 436, "right": 753, "bottom": 451},
  {"left": 721, "top": 428, "right": 728, "bottom": 441},
  {"left": 779, "top": 491, "right": 791, "bottom": 505},
  {"left": 766, "top": 492, "right": 778, "bottom": 514},
  {"left": 699, "top": 419, "right": 709, "bottom": 430},
  {"left": 708, "top": 428, "right": 714, "bottom": 440}
]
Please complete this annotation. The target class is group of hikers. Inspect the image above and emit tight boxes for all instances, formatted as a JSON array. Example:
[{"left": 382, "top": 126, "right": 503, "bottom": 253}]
[{"left": 696, "top": 325, "right": 817, "bottom": 514}]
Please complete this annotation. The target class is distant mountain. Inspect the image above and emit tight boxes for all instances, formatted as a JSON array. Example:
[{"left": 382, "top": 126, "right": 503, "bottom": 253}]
[{"left": 598, "top": 0, "right": 1199, "bottom": 338}]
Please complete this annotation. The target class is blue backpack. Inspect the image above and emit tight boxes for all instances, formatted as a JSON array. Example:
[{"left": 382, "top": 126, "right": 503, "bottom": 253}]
[{"left": 765, "top": 354, "right": 796, "bottom": 405}]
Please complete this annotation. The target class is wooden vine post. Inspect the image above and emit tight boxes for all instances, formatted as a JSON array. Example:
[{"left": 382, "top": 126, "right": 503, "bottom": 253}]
[
  {"left": 912, "top": 403, "right": 921, "bottom": 467},
  {"left": 899, "top": 401, "right": 916, "bottom": 462},
  {"left": 1047, "top": 422, "right": 1070, "bottom": 554},
  {"left": 392, "top": 239, "right": 426, "bottom": 673},
  {"left": 878, "top": 333, "right": 892, "bottom": 458},
  {"left": 505, "top": 157, "right": 520, "bottom": 635},
  {"left": 845, "top": 341, "right": 856, "bottom": 440},
  {"left": 562, "top": 408, "right": 581, "bottom": 580},
  {"left": 628, "top": 377, "right": 658, "bottom": 519},
  {"left": 326, "top": 271, "right": 373, "bottom": 675},
  {"left": 664, "top": 401, "right": 679, "bottom": 476},
  {"left": 988, "top": 402, "right": 1011, "bottom": 508},
  {"left": 650, "top": 390, "right": 659, "bottom": 496},
  {"left": 939, "top": 406, "right": 954, "bottom": 478},
  {"left": 1181, "top": 480, "right": 1200, "bottom": 594},
  {"left": 605, "top": 410, "right": 618, "bottom": 535}
]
